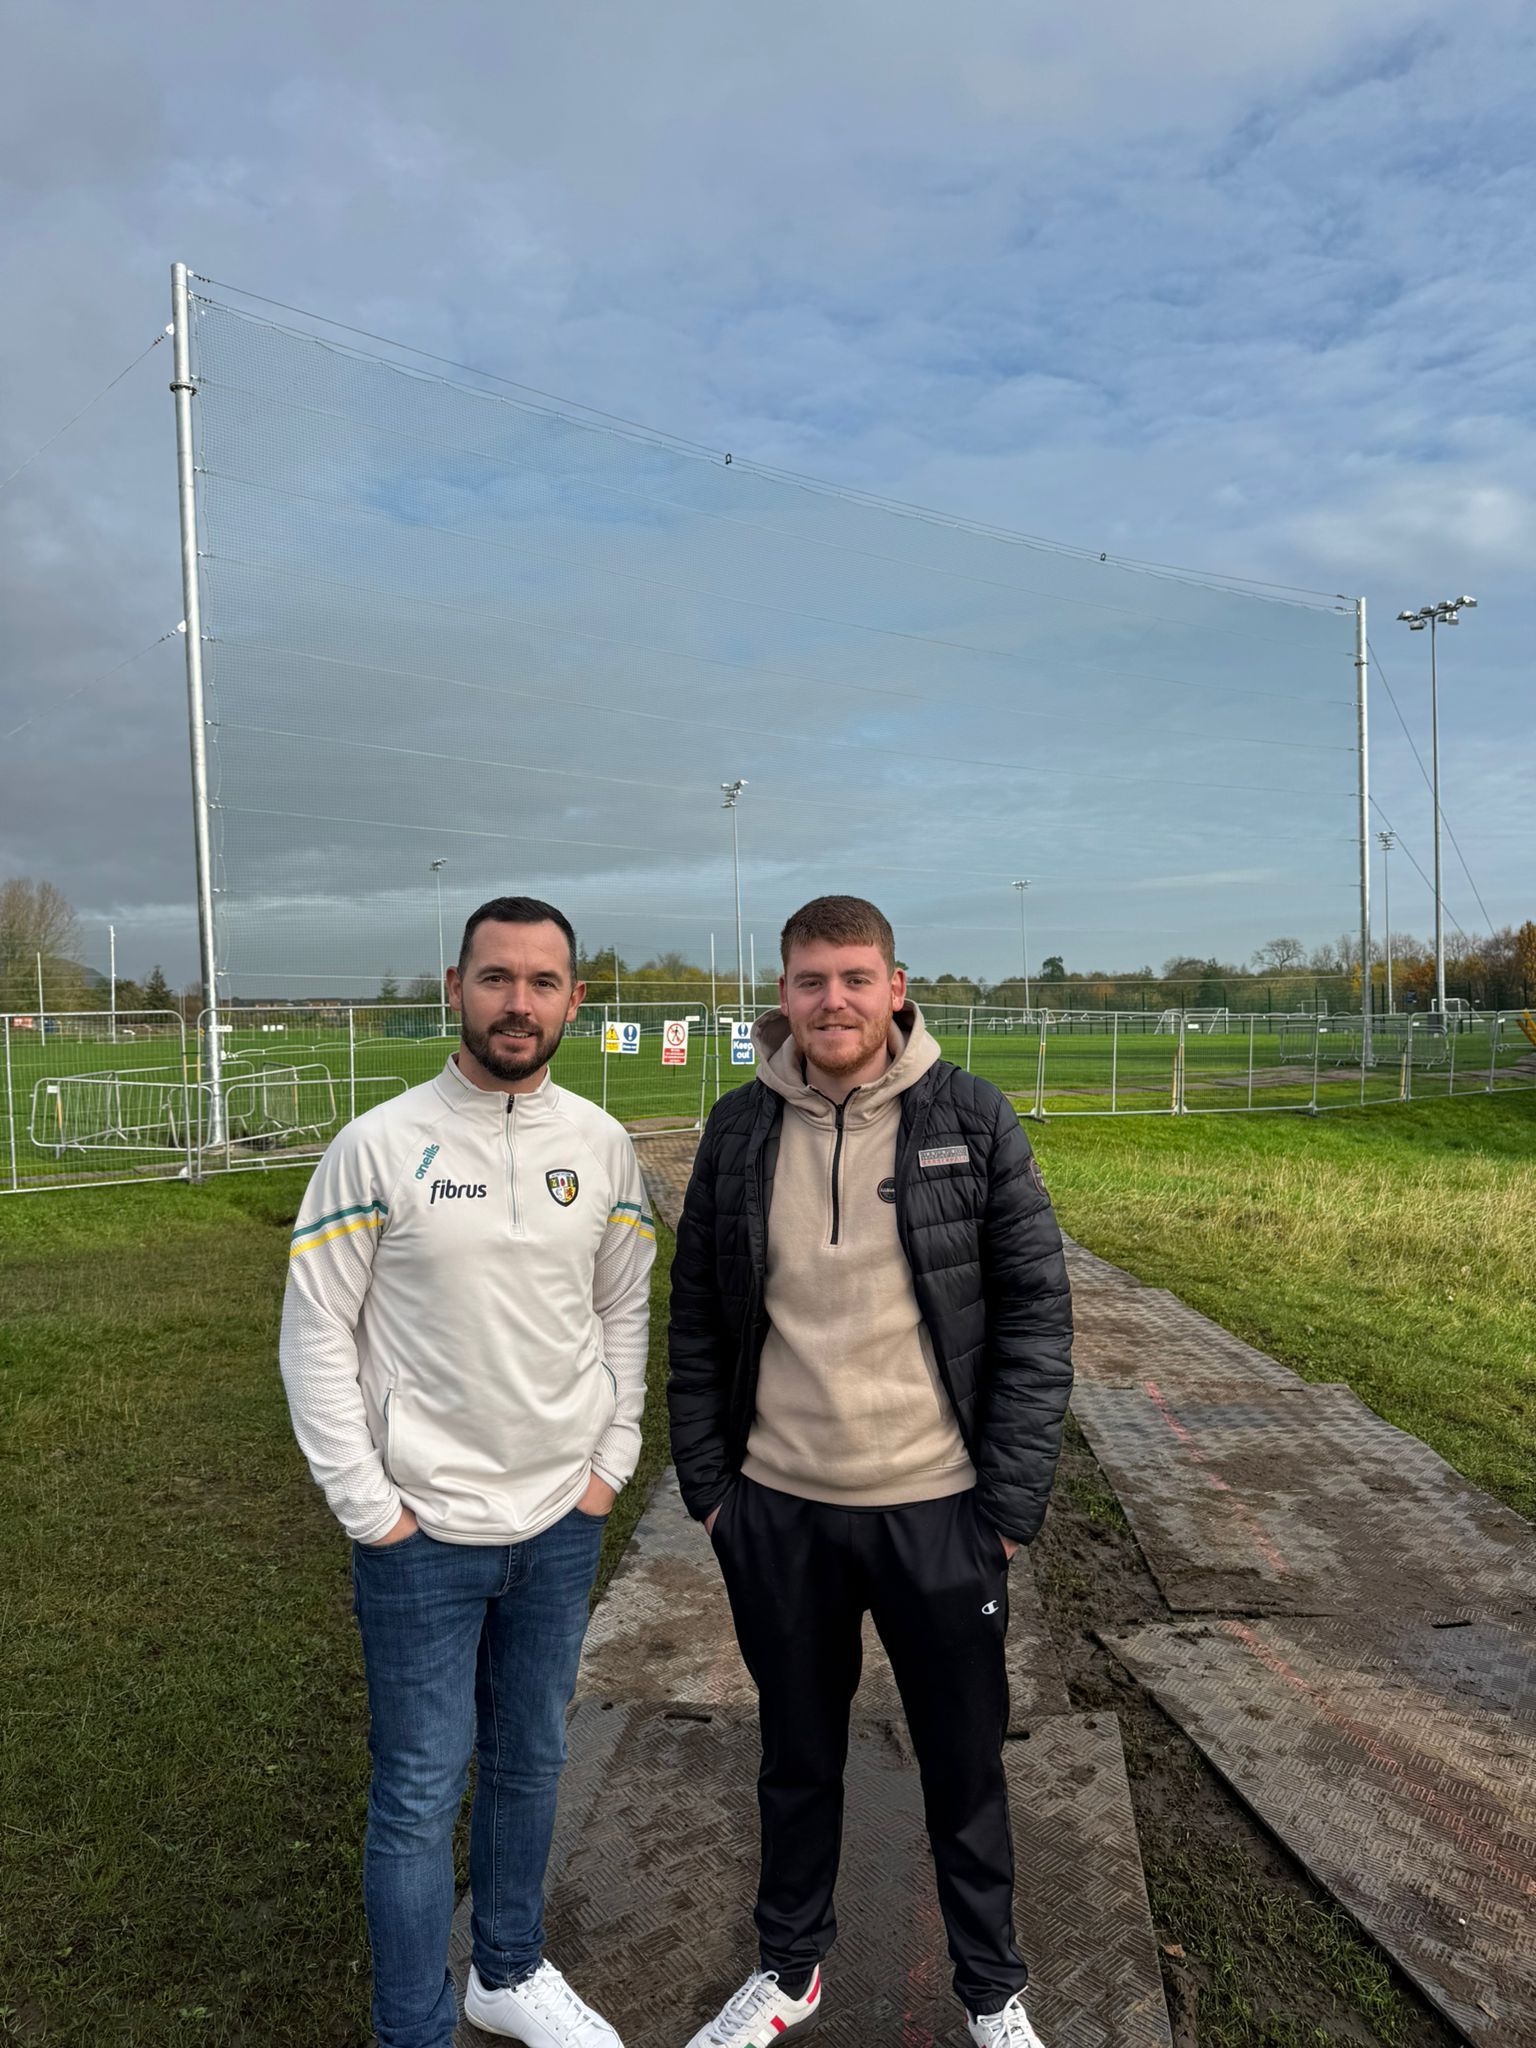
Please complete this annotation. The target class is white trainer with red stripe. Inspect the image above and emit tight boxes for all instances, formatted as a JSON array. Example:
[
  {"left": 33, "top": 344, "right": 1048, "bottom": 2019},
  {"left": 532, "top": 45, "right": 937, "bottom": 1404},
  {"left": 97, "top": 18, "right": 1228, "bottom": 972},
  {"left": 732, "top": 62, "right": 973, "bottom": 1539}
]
[
  {"left": 967, "top": 1990, "right": 1048, "bottom": 2048},
  {"left": 681, "top": 1966, "right": 822, "bottom": 2048}
]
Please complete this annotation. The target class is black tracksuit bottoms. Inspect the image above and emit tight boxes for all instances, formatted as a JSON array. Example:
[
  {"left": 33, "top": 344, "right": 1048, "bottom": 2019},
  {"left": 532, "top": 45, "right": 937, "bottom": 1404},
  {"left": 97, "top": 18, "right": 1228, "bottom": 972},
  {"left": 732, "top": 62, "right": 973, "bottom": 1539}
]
[{"left": 709, "top": 1475, "right": 1029, "bottom": 2014}]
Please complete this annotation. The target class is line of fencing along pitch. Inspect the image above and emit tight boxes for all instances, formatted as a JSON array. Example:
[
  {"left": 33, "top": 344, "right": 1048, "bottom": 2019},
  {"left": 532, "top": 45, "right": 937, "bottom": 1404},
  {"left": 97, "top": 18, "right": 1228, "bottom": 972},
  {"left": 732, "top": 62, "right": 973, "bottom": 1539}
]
[{"left": 3, "top": 1003, "right": 1532, "bottom": 1193}]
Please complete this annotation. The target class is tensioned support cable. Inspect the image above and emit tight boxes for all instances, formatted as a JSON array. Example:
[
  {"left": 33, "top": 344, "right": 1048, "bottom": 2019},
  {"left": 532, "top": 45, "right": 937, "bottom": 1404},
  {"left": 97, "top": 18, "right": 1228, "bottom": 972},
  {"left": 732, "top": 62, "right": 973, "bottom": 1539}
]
[{"left": 0, "top": 335, "right": 166, "bottom": 495}]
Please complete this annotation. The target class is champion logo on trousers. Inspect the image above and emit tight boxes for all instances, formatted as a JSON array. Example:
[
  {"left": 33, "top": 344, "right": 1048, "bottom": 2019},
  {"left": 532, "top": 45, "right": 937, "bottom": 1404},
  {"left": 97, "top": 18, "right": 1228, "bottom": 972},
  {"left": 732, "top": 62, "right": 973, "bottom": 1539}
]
[{"left": 981, "top": 1599, "right": 1000, "bottom": 1615}]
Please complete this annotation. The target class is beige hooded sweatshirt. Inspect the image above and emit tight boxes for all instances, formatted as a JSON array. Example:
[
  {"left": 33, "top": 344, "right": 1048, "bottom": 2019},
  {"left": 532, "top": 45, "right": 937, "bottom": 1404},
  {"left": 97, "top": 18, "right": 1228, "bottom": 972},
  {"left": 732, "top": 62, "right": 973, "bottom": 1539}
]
[{"left": 740, "top": 1002, "right": 976, "bottom": 1508}]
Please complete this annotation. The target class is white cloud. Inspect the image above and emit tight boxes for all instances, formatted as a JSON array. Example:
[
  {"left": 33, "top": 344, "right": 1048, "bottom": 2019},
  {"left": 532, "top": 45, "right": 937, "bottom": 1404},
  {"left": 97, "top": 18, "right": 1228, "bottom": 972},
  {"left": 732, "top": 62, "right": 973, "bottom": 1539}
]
[{"left": 2, "top": 0, "right": 1533, "bottom": 983}]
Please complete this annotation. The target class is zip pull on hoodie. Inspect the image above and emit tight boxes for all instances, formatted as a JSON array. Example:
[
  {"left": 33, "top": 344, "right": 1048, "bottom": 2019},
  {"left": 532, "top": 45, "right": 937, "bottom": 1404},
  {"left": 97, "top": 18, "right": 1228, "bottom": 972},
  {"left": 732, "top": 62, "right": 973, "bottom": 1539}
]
[{"left": 742, "top": 1002, "right": 976, "bottom": 1508}]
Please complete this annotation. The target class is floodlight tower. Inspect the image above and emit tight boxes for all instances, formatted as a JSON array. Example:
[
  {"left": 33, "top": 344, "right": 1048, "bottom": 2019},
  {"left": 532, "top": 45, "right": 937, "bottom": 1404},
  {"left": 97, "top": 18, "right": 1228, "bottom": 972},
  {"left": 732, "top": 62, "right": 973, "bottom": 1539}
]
[
  {"left": 1395, "top": 596, "right": 1476, "bottom": 1017},
  {"left": 721, "top": 780, "right": 748, "bottom": 1017},
  {"left": 1012, "top": 880, "right": 1031, "bottom": 1016},
  {"left": 1376, "top": 831, "right": 1395, "bottom": 1014},
  {"left": 429, "top": 859, "right": 448, "bottom": 1035}
]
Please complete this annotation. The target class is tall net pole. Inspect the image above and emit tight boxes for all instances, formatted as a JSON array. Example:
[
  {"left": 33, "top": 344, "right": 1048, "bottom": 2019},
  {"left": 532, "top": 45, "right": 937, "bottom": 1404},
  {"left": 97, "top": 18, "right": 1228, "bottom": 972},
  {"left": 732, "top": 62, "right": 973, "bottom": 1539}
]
[
  {"left": 171, "top": 261, "right": 223, "bottom": 1146},
  {"left": 1355, "top": 597, "right": 1371, "bottom": 1071}
]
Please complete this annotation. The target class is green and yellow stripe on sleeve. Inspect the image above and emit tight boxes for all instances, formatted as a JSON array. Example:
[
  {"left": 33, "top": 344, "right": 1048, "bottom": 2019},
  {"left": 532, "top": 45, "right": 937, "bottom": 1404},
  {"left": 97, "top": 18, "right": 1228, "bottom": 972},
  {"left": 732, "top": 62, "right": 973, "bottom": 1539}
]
[
  {"left": 606, "top": 1199, "right": 655, "bottom": 1242},
  {"left": 290, "top": 1200, "right": 389, "bottom": 1260}
]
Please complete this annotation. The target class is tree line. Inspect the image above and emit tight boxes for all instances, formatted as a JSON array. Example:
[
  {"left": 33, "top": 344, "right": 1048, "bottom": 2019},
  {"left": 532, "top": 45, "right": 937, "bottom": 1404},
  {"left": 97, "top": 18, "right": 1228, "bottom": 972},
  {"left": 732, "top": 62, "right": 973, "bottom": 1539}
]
[{"left": 6, "top": 877, "right": 1534, "bottom": 1020}]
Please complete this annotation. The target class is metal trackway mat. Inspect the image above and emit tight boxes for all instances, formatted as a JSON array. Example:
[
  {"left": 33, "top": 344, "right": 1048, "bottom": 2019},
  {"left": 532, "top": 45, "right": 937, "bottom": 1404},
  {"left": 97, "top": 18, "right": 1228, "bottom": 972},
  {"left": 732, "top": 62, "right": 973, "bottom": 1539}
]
[
  {"left": 636, "top": 1132, "right": 700, "bottom": 1231},
  {"left": 1070, "top": 1380, "right": 1536, "bottom": 1621},
  {"left": 1099, "top": 1617, "right": 1536, "bottom": 2046},
  {"left": 1069, "top": 1282, "right": 1305, "bottom": 1395},
  {"left": 1061, "top": 1239, "right": 1147, "bottom": 1294},
  {"left": 577, "top": 1470, "right": 1071, "bottom": 1722},
  {"left": 451, "top": 1701, "right": 1172, "bottom": 2048}
]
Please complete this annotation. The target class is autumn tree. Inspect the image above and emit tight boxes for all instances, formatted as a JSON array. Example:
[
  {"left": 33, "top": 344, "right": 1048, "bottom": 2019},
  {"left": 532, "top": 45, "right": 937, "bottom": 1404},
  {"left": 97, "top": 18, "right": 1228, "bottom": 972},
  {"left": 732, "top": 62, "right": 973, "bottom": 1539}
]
[{"left": 1515, "top": 921, "right": 1536, "bottom": 1004}]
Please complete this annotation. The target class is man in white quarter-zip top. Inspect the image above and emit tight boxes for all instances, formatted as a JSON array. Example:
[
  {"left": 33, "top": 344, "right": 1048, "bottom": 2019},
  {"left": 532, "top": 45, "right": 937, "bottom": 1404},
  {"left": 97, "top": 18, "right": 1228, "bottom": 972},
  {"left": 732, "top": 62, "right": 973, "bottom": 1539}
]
[{"left": 279, "top": 896, "right": 655, "bottom": 2048}]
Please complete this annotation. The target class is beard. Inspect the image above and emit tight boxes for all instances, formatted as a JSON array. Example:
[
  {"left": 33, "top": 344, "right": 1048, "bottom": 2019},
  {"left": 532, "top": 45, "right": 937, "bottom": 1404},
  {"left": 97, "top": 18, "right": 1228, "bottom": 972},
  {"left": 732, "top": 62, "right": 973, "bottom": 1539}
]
[
  {"left": 794, "top": 1011, "right": 891, "bottom": 1077},
  {"left": 461, "top": 1011, "right": 567, "bottom": 1083}
]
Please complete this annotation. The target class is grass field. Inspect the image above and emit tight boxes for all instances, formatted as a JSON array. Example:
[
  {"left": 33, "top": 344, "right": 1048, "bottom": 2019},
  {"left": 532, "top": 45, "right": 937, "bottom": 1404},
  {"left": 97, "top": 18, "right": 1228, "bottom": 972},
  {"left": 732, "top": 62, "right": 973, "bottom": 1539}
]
[
  {"left": 1032, "top": 1091, "right": 1536, "bottom": 1517},
  {"left": 7, "top": 1009, "right": 1532, "bottom": 1189},
  {"left": 1, "top": 1095, "right": 1530, "bottom": 2042},
  {"left": 0, "top": 1170, "right": 672, "bottom": 2046}
]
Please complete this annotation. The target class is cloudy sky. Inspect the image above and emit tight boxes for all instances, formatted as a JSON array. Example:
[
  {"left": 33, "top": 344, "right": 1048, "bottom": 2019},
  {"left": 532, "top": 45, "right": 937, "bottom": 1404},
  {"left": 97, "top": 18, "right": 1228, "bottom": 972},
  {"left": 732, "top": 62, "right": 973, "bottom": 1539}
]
[{"left": 2, "top": 0, "right": 1531, "bottom": 995}]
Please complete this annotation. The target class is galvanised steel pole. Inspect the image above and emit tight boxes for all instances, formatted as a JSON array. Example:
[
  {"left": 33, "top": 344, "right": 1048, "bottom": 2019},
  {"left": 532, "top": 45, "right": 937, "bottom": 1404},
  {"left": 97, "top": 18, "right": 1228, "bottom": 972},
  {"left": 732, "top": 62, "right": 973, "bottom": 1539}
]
[
  {"left": 1430, "top": 613, "right": 1446, "bottom": 1018},
  {"left": 1013, "top": 879, "right": 1030, "bottom": 1016},
  {"left": 722, "top": 780, "right": 747, "bottom": 1017},
  {"left": 732, "top": 805, "right": 743, "bottom": 1016},
  {"left": 430, "top": 860, "right": 448, "bottom": 1036},
  {"left": 4, "top": 1017, "right": 16, "bottom": 1190},
  {"left": 109, "top": 923, "right": 117, "bottom": 1044},
  {"left": 1377, "top": 831, "right": 1394, "bottom": 1014},
  {"left": 1355, "top": 598, "right": 1372, "bottom": 1072},
  {"left": 171, "top": 261, "right": 223, "bottom": 1149}
]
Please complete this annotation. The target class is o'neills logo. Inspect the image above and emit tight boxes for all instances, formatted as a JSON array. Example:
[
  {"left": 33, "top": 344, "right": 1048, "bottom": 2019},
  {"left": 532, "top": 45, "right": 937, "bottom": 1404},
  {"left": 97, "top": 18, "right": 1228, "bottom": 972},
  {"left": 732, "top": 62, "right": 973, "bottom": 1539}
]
[{"left": 429, "top": 1178, "right": 488, "bottom": 1204}]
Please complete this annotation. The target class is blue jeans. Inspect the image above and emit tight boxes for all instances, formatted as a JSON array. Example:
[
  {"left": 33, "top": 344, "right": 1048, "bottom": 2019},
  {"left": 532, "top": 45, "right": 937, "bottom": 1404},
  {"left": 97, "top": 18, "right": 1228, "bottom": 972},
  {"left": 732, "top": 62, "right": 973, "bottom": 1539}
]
[{"left": 351, "top": 1508, "right": 606, "bottom": 2048}]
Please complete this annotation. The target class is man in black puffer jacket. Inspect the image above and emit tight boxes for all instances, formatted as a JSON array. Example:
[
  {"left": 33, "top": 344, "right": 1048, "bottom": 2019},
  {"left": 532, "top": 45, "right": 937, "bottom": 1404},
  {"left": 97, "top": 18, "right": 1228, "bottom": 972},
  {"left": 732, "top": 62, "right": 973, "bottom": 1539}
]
[{"left": 670, "top": 896, "right": 1072, "bottom": 2048}]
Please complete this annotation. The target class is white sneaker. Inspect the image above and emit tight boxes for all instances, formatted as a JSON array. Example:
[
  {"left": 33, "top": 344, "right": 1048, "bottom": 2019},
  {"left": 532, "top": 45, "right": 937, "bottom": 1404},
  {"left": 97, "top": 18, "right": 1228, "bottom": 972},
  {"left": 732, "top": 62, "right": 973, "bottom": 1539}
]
[
  {"left": 682, "top": 1966, "right": 822, "bottom": 2048},
  {"left": 967, "top": 1990, "right": 1047, "bottom": 2048},
  {"left": 465, "top": 1959, "right": 624, "bottom": 2048}
]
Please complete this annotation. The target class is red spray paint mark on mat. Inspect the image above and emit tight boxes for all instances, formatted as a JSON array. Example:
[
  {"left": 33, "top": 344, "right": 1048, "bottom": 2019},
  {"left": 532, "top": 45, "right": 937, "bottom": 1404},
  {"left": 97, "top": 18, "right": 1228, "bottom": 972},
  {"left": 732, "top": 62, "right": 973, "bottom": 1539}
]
[
  {"left": 1222, "top": 1621, "right": 1536, "bottom": 1903},
  {"left": 1144, "top": 1379, "right": 1293, "bottom": 1579}
]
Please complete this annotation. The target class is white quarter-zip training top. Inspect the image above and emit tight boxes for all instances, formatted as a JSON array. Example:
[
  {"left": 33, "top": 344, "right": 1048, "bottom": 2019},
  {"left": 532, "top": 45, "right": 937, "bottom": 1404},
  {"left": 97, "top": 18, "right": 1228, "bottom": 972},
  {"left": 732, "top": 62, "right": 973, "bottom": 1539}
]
[{"left": 279, "top": 1057, "right": 656, "bottom": 1546}]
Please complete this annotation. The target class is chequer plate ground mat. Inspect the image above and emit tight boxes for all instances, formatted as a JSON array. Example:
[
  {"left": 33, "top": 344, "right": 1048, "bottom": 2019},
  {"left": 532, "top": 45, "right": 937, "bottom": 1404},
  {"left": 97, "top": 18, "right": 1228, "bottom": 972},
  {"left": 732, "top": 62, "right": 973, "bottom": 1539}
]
[
  {"left": 1099, "top": 1616, "right": 1536, "bottom": 2047},
  {"left": 451, "top": 1700, "right": 1172, "bottom": 2048},
  {"left": 1070, "top": 1380, "right": 1535, "bottom": 1621}
]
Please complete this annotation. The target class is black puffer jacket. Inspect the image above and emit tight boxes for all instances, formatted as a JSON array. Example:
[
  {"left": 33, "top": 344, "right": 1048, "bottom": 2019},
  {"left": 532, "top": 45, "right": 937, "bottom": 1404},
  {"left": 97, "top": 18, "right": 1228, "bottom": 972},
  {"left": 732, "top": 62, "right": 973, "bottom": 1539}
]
[{"left": 667, "top": 1049, "right": 1074, "bottom": 1543}]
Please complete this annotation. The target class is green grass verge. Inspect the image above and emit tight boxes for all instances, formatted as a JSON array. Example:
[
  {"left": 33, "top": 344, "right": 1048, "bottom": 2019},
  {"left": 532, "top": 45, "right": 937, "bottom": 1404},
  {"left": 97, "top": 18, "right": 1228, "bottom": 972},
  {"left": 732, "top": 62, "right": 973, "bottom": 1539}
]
[
  {"left": 0, "top": 1170, "right": 673, "bottom": 2046},
  {"left": 1031, "top": 1091, "right": 1536, "bottom": 1518}
]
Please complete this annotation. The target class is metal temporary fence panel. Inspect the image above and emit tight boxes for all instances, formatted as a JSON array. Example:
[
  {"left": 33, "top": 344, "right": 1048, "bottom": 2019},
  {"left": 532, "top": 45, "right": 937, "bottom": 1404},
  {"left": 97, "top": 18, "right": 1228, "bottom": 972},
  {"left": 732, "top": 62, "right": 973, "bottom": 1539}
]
[
  {"left": 592, "top": 1001, "right": 710, "bottom": 1130},
  {"left": 195, "top": 1003, "right": 421, "bottom": 1174},
  {"left": 1, "top": 1010, "right": 193, "bottom": 1193},
  {"left": 1099, "top": 1617, "right": 1536, "bottom": 2048}
]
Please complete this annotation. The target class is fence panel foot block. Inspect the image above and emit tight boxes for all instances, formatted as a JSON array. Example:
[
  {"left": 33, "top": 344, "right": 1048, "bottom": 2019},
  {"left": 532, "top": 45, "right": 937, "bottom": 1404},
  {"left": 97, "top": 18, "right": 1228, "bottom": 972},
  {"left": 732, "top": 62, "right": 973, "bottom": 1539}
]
[
  {"left": 451, "top": 1702, "right": 1171, "bottom": 2048},
  {"left": 1098, "top": 1617, "right": 1536, "bottom": 2047},
  {"left": 1070, "top": 1381, "right": 1536, "bottom": 1621}
]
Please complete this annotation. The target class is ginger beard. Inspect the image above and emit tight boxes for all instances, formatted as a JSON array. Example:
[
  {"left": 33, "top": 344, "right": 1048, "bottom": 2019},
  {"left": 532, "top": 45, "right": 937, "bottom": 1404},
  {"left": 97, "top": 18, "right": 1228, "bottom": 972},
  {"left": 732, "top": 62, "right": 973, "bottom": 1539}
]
[
  {"left": 790, "top": 1002, "right": 891, "bottom": 1078},
  {"left": 780, "top": 939, "right": 905, "bottom": 1087}
]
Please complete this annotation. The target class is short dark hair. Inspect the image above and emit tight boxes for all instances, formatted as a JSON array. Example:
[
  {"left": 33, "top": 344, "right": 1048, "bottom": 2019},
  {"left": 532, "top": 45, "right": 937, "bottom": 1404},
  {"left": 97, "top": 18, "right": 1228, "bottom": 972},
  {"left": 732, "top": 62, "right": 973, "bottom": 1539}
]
[
  {"left": 780, "top": 895, "right": 896, "bottom": 972},
  {"left": 458, "top": 897, "right": 578, "bottom": 981}
]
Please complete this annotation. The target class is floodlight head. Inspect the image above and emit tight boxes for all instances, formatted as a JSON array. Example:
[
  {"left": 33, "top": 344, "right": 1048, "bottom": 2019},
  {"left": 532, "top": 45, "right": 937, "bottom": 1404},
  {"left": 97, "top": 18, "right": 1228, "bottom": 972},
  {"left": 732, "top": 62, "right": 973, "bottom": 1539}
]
[
  {"left": 1443, "top": 612, "right": 1459, "bottom": 624},
  {"left": 1459, "top": 595, "right": 1476, "bottom": 608},
  {"left": 1409, "top": 620, "right": 1426, "bottom": 630},
  {"left": 1396, "top": 610, "right": 1417, "bottom": 622},
  {"left": 1419, "top": 606, "right": 1435, "bottom": 617}
]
